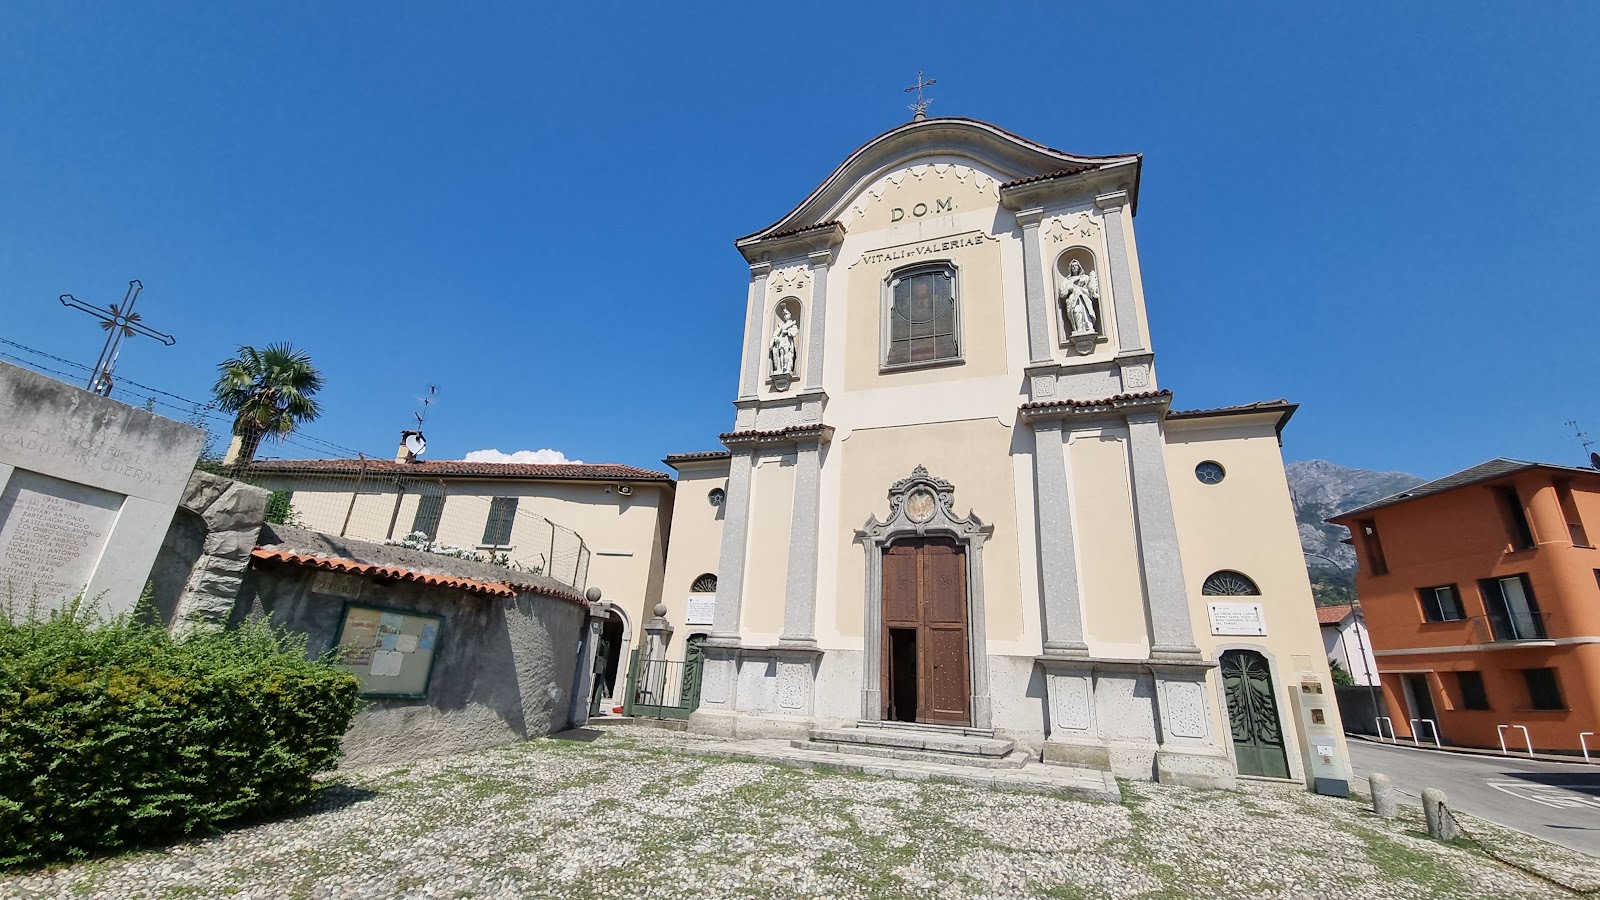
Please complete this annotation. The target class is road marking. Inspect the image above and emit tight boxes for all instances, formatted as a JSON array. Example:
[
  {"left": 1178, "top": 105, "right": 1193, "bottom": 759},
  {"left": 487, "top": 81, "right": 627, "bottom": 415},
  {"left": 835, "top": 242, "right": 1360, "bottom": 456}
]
[{"left": 1486, "top": 781, "right": 1600, "bottom": 810}]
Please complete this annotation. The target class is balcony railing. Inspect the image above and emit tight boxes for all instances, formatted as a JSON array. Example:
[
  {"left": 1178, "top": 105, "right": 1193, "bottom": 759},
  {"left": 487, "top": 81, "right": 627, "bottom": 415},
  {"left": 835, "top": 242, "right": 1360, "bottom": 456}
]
[{"left": 1469, "top": 611, "right": 1551, "bottom": 643}]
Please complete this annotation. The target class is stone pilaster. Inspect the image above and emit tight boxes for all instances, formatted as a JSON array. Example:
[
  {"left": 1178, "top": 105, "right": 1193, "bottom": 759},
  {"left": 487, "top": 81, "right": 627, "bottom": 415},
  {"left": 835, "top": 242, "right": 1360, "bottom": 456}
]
[
  {"left": 1096, "top": 192, "right": 1145, "bottom": 354},
  {"left": 710, "top": 447, "right": 755, "bottom": 641},
  {"left": 1016, "top": 207, "right": 1052, "bottom": 364},
  {"left": 1031, "top": 420, "right": 1089, "bottom": 656},
  {"left": 739, "top": 263, "right": 772, "bottom": 400},
  {"left": 802, "top": 249, "right": 832, "bottom": 393},
  {"left": 1125, "top": 411, "right": 1200, "bottom": 659},
  {"left": 779, "top": 436, "right": 824, "bottom": 645}
]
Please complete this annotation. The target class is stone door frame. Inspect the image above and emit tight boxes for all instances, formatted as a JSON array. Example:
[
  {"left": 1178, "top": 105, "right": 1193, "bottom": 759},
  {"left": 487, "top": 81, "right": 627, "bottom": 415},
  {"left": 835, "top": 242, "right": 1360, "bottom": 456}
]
[{"left": 855, "top": 466, "right": 994, "bottom": 730}]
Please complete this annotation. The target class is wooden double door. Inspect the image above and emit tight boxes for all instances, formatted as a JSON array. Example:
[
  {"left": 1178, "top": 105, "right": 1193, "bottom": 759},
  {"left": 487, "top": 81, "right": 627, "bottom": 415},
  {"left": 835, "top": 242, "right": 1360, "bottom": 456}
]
[{"left": 881, "top": 537, "right": 971, "bottom": 726}]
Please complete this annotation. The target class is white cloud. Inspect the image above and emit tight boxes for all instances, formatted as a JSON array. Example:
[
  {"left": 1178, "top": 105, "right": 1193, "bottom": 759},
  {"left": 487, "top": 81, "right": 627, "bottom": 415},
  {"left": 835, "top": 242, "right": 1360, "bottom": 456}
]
[{"left": 462, "top": 448, "right": 583, "bottom": 465}]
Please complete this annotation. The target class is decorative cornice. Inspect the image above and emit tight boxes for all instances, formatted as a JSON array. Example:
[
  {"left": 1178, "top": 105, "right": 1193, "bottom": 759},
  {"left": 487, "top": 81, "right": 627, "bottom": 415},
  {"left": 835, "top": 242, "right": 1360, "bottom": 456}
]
[
  {"left": 1000, "top": 160, "right": 1140, "bottom": 214},
  {"left": 737, "top": 221, "right": 847, "bottom": 264},
  {"left": 1014, "top": 207, "right": 1044, "bottom": 228},
  {"left": 807, "top": 248, "right": 835, "bottom": 267},
  {"left": 749, "top": 261, "right": 773, "bottom": 279},
  {"left": 855, "top": 465, "right": 992, "bottom": 547},
  {"left": 1094, "top": 190, "right": 1131, "bottom": 211},
  {"left": 719, "top": 423, "right": 835, "bottom": 448},
  {"left": 1019, "top": 389, "right": 1173, "bottom": 423}
]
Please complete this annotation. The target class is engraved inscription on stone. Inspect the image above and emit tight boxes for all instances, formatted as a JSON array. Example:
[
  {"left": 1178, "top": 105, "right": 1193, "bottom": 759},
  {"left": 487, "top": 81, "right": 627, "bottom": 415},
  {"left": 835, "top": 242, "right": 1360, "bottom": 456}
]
[{"left": 0, "top": 469, "right": 124, "bottom": 606}]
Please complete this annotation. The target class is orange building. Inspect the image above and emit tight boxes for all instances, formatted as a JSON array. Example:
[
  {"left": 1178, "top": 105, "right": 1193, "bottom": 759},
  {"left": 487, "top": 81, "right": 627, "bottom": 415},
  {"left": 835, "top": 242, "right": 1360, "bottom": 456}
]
[{"left": 1328, "top": 459, "right": 1600, "bottom": 754}]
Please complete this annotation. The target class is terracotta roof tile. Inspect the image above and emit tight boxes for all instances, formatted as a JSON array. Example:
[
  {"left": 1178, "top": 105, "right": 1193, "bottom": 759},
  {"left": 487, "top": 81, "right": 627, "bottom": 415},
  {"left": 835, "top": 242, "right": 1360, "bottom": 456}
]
[
  {"left": 664, "top": 450, "right": 732, "bottom": 465},
  {"left": 1316, "top": 604, "right": 1356, "bottom": 625},
  {"left": 1020, "top": 390, "right": 1171, "bottom": 412},
  {"left": 762, "top": 221, "right": 843, "bottom": 240},
  {"left": 1167, "top": 399, "right": 1295, "bottom": 419},
  {"left": 998, "top": 164, "right": 1099, "bottom": 190},
  {"left": 244, "top": 458, "right": 672, "bottom": 481},
  {"left": 718, "top": 424, "right": 835, "bottom": 445},
  {"left": 249, "top": 547, "right": 593, "bottom": 603}
]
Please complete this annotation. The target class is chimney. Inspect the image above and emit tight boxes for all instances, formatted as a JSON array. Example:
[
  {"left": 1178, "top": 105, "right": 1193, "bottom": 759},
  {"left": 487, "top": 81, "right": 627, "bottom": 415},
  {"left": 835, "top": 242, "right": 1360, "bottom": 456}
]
[{"left": 397, "top": 430, "right": 425, "bottom": 463}]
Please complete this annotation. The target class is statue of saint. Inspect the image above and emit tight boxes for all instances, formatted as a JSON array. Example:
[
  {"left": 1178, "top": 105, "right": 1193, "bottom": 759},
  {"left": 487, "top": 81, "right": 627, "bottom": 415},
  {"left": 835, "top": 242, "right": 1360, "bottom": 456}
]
[
  {"left": 769, "top": 306, "right": 799, "bottom": 376},
  {"left": 1058, "top": 259, "right": 1100, "bottom": 336}
]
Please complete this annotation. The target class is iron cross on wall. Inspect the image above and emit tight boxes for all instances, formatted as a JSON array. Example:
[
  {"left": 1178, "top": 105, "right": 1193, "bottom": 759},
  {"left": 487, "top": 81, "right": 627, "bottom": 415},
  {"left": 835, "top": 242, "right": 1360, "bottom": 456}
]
[
  {"left": 58, "top": 280, "right": 176, "bottom": 396},
  {"left": 905, "top": 71, "right": 936, "bottom": 120}
]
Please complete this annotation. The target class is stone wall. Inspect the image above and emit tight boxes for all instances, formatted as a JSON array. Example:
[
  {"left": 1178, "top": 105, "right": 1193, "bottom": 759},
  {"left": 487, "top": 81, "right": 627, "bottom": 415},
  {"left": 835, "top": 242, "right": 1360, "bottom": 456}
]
[
  {"left": 153, "top": 470, "right": 271, "bottom": 630},
  {"left": 242, "top": 525, "right": 590, "bottom": 766}
]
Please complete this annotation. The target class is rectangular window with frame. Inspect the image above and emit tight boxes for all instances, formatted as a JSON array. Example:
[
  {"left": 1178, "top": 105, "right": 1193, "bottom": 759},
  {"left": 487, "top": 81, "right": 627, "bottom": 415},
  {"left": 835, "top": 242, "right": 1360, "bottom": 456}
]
[
  {"left": 1555, "top": 480, "right": 1589, "bottom": 547},
  {"left": 1479, "top": 574, "right": 1546, "bottom": 640},
  {"left": 411, "top": 492, "right": 444, "bottom": 541},
  {"left": 1522, "top": 667, "right": 1565, "bottom": 710},
  {"left": 1456, "top": 671, "right": 1491, "bottom": 710},
  {"left": 1417, "top": 584, "right": 1465, "bottom": 623},
  {"left": 885, "top": 266, "right": 959, "bottom": 368},
  {"left": 481, "top": 496, "right": 518, "bottom": 547},
  {"left": 1497, "top": 486, "right": 1536, "bottom": 550},
  {"left": 1358, "top": 519, "right": 1388, "bottom": 575}
]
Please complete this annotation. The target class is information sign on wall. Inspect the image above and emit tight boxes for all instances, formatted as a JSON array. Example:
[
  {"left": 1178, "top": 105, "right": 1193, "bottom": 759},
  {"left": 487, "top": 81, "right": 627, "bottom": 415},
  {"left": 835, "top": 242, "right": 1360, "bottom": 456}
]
[
  {"left": 334, "top": 604, "right": 444, "bottom": 698},
  {"left": 685, "top": 595, "right": 716, "bottom": 626},
  {"left": 1207, "top": 602, "right": 1267, "bottom": 636}
]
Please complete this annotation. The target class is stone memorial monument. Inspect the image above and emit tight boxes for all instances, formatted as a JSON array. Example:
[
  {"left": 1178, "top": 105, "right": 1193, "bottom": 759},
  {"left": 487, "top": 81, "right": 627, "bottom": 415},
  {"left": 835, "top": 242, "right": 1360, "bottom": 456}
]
[{"left": 0, "top": 361, "right": 205, "bottom": 616}]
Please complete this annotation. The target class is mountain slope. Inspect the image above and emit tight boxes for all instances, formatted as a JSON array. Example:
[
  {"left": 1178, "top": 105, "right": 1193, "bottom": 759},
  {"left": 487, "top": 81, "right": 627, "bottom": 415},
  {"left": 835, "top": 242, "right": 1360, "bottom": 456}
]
[{"left": 1285, "top": 459, "right": 1424, "bottom": 604}]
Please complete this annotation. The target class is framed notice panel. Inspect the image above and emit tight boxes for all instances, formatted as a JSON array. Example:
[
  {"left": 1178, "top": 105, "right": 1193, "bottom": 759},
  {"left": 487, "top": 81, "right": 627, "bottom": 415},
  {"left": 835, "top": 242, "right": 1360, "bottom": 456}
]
[
  {"left": 1207, "top": 602, "right": 1267, "bottom": 637},
  {"left": 334, "top": 603, "right": 444, "bottom": 698}
]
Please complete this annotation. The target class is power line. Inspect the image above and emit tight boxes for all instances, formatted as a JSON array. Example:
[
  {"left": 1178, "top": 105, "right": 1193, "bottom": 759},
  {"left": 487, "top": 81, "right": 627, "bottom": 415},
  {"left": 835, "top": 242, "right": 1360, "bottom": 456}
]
[{"left": 0, "top": 334, "right": 367, "bottom": 458}]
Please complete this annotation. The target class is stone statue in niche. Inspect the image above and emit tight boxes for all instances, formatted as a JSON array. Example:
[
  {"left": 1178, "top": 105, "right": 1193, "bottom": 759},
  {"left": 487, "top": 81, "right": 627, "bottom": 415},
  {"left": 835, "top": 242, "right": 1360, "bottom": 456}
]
[
  {"left": 1057, "top": 257, "right": 1101, "bottom": 354},
  {"left": 768, "top": 304, "right": 799, "bottom": 391}
]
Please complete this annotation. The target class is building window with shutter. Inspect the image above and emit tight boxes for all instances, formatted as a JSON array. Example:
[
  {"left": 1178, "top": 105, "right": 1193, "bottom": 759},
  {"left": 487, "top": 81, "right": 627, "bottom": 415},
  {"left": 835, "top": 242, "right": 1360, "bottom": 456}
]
[
  {"left": 481, "top": 496, "right": 518, "bottom": 547},
  {"left": 884, "top": 264, "right": 960, "bottom": 369},
  {"left": 1522, "top": 667, "right": 1565, "bottom": 710},
  {"left": 1497, "top": 486, "right": 1536, "bottom": 551},
  {"left": 1417, "top": 585, "right": 1465, "bottom": 622},
  {"left": 411, "top": 493, "right": 444, "bottom": 541},
  {"left": 1456, "top": 671, "right": 1491, "bottom": 710}
]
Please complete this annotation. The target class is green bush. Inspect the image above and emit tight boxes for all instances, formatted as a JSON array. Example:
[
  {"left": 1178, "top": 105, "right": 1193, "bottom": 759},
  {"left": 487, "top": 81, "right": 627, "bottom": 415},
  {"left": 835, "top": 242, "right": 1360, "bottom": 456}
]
[{"left": 0, "top": 601, "right": 361, "bottom": 869}]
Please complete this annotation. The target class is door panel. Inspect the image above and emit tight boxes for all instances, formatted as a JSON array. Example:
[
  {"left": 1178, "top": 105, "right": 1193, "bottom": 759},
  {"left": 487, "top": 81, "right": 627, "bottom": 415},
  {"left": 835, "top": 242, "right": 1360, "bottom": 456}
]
[
  {"left": 879, "top": 538, "right": 971, "bottom": 726},
  {"left": 1220, "top": 649, "right": 1289, "bottom": 778}
]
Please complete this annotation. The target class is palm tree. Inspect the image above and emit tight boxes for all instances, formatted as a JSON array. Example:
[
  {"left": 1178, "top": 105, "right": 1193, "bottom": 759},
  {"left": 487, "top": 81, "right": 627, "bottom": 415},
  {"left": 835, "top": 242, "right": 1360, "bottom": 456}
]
[{"left": 213, "top": 343, "right": 325, "bottom": 465}]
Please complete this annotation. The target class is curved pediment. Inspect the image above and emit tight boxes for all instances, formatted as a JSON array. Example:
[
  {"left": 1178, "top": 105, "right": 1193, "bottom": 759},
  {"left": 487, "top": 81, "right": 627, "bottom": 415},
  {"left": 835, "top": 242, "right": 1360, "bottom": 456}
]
[{"left": 736, "top": 117, "right": 1140, "bottom": 258}]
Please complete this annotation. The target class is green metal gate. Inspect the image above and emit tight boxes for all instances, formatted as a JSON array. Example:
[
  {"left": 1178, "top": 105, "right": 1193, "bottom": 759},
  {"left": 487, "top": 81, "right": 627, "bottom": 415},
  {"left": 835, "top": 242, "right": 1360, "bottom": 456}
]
[
  {"left": 622, "top": 643, "right": 705, "bottom": 720},
  {"left": 1220, "top": 649, "right": 1290, "bottom": 778}
]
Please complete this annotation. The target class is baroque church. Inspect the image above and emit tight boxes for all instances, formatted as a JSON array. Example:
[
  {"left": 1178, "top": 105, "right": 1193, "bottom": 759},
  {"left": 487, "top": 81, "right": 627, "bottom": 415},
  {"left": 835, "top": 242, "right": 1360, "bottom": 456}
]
[{"left": 655, "top": 115, "right": 1348, "bottom": 790}]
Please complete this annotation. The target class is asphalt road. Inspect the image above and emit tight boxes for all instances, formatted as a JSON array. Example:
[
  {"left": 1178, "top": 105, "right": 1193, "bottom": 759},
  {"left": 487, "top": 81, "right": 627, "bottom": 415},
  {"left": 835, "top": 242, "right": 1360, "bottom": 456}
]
[{"left": 1348, "top": 739, "right": 1600, "bottom": 856}]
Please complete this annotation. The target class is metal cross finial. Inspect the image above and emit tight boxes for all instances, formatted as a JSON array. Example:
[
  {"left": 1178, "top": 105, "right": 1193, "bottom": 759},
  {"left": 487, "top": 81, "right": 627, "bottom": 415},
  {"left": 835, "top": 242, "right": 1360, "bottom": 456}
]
[
  {"left": 59, "top": 280, "right": 176, "bottom": 396},
  {"left": 904, "top": 71, "right": 937, "bottom": 120}
]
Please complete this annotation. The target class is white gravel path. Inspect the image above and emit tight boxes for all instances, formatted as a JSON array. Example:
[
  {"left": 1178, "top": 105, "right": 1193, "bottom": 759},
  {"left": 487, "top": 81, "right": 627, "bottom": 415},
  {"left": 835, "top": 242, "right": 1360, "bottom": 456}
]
[{"left": 1, "top": 724, "right": 1589, "bottom": 899}]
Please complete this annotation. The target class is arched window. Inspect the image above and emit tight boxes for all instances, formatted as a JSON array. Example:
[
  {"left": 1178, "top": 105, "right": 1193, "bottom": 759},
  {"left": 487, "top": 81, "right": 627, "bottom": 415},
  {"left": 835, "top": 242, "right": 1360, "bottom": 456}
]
[
  {"left": 690, "top": 573, "right": 718, "bottom": 593},
  {"left": 884, "top": 264, "right": 959, "bottom": 368},
  {"left": 1202, "top": 570, "right": 1260, "bottom": 596}
]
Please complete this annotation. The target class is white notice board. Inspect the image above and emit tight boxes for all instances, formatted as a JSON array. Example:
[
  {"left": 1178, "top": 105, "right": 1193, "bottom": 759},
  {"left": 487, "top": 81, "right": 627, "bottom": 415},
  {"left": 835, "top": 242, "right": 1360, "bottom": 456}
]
[
  {"left": 685, "top": 595, "right": 716, "bottom": 626},
  {"left": 1207, "top": 602, "right": 1267, "bottom": 636}
]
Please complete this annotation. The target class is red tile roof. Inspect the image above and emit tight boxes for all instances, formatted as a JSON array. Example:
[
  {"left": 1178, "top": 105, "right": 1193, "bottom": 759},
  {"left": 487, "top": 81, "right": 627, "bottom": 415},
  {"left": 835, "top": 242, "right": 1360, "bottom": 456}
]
[
  {"left": 249, "top": 548, "right": 584, "bottom": 602},
  {"left": 718, "top": 424, "right": 835, "bottom": 445},
  {"left": 664, "top": 450, "right": 732, "bottom": 465},
  {"left": 1167, "top": 399, "right": 1294, "bottom": 419},
  {"left": 1316, "top": 604, "right": 1356, "bottom": 625},
  {"left": 998, "top": 164, "right": 1100, "bottom": 190},
  {"left": 763, "top": 221, "right": 844, "bottom": 240},
  {"left": 1020, "top": 390, "right": 1172, "bottom": 412},
  {"left": 245, "top": 458, "right": 672, "bottom": 481}
]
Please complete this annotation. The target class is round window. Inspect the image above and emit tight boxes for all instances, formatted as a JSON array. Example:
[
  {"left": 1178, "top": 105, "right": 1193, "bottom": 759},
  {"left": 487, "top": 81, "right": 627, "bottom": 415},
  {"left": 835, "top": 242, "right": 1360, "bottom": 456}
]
[
  {"left": 1195, "top": 461, "right": 1226, "bottom": 485},
  {"left": 708, "top": 487, "right": 726, "bottom": 506}
]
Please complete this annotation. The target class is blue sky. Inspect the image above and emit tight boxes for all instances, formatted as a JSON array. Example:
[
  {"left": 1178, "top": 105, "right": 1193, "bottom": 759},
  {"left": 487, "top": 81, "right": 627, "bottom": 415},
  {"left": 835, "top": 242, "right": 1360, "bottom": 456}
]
[{"left": 2, "top": 2, "right": 1596, "bottom": 479}]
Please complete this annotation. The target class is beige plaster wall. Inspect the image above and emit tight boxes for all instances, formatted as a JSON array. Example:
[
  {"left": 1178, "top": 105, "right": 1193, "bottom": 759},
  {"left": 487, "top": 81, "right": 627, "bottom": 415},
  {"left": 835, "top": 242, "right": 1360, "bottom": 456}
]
[
  {"left": 657, "top": 461, "right": 730, "bottom": 661},
  {"left": 741, "top": 452, "right": 797, "bottom": 642},
  {"left": 1164, "top": 416, "right": 1351, "bottom": 772},
  {"left": 824, "top": 418, "right": 1024, "bottom": 647},
  {"left": 1067, "top": 427, "right": 1151, "bottom": 656}
]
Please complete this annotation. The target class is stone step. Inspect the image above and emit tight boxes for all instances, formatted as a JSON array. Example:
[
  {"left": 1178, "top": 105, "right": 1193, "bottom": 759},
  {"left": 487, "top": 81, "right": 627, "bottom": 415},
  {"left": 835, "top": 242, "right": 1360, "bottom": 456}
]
[
  {"left": 809, "top": 726, "right": 1015, "bottom": 758},
  {"left": 694, "top": 739, "right": 1121, "bottom": 803},
  {"left": 793, "top": 740, "right": 1031, "bottom": 769}
]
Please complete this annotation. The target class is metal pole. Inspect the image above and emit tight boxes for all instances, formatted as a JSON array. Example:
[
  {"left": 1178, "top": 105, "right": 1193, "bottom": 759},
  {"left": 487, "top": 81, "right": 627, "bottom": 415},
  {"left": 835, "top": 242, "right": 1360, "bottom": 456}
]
[{"left": 340, "top": 454, "right": 368, "bottom": 537}]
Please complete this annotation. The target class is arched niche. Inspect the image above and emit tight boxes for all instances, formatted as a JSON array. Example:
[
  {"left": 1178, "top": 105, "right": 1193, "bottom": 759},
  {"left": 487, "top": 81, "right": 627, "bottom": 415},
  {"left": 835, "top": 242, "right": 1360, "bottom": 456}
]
[
  {"left": 1054, "top": 246, "right": 1106, "bottom": 355},
  {"left": 767, "top": 296, "right": 803, "bottom": 392}
]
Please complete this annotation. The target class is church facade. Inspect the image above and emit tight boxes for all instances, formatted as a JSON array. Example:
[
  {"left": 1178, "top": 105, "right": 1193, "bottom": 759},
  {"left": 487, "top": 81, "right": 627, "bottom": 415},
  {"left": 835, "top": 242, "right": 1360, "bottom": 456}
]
[{"left": 658, "top": 117, "right": 1348, "bottom": 790}]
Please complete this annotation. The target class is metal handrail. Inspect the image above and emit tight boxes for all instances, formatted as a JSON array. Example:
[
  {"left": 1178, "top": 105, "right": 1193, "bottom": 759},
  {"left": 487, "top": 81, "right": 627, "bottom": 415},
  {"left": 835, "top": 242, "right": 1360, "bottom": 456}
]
[
  {"left": 1375, "top": 716, "right": 1396, "bottom": 742},
  {"left": 1409, "top": 718, "right": 1442, "bottom": 747},
  {"left": 1469, "top": 612, "right": 1551, "bottom": 643}
]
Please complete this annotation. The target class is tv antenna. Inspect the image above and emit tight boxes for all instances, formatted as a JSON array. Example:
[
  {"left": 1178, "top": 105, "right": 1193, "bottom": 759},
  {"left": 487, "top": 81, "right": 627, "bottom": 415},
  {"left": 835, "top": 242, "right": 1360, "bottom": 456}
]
[
  {"left": 1566, "top": 419, "right": 1596, "bottom": 466},
  {"left": 399, "top": 385, "right": 437, "bottom": 461},
  {"left": 415, "top": 384, "right": 438, "bottom": 428}
]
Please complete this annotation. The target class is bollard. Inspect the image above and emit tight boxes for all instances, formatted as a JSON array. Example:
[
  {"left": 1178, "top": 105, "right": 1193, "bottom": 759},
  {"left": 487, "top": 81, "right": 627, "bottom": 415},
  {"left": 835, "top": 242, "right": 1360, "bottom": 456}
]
[
  {"left": 1370, "top": 773, "right": 1398, "bottom": 819},
  {"left": 1421, "top": 788, "right": 1460, "bottom": 841}
]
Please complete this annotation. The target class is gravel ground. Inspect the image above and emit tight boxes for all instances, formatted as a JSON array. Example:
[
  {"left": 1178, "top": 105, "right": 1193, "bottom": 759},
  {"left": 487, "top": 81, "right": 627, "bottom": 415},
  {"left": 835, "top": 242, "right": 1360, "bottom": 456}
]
[{"left": 3, "top": 724, "right": 1594, "bottom": 899}]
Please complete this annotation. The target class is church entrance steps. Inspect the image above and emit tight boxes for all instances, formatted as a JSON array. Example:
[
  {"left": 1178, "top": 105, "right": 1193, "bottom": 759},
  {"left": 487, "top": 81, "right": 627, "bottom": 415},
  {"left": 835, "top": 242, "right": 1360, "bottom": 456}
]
[
  {"left": 808, "top": 725, "right": 1015, "bottom": 759},
  {"left": 792, "top": 740, "right": 1031, "bottom": 769},
  {"left": 691, "top": 738, "right": 1121, "bottom": 802}
]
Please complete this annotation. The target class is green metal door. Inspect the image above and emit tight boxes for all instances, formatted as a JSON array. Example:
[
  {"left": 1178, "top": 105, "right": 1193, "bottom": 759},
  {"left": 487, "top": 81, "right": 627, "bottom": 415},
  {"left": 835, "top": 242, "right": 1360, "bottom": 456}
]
[{"left": 1220, "top": 649, "right": 1290, "bottom": 778}]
